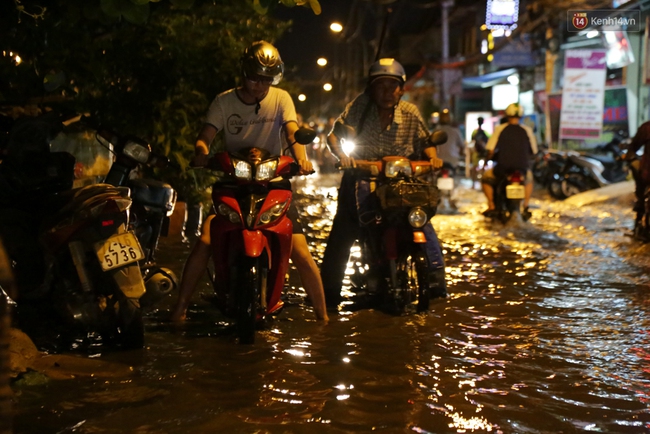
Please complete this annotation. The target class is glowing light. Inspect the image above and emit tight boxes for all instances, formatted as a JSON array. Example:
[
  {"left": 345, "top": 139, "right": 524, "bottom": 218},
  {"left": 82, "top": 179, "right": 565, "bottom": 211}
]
[
  {"left": 285, "top": 349, "right": 306, "bottom": 357},
  {"left": 323, "top": 83, "right": 333, "bottom": 91},
  {"left": 317, "top": 57, "right": 328, "bottom": 66},
  {"left": 298, "top": 94, "right": 307, "bottom": 102},
  {"left": 330, "top": 22, "right": 343, "bottom": 33},
  {"left": 14, "top": 55, "right": 21, "bottom": 65}
]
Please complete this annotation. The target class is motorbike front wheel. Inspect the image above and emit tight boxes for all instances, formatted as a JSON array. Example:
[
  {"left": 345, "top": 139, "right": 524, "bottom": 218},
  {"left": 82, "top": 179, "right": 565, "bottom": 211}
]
[
  {"left": 393, "top": 247, "right": 430, "bottom": 314},
  {"left": 235, "top": 257, "right": 264, "bottom": 344},
  {"left": 548, "top": 178, "right": 566, "bottom": 200},
  {"left": 562, "top": 174, "right": 598, "bottom": 197}
]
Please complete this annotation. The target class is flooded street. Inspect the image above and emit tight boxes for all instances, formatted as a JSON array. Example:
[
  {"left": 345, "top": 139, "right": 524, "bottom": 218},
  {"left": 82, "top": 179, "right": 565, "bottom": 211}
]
[{"left": 11, "top": 173, "right": 650, "bottom": 434}]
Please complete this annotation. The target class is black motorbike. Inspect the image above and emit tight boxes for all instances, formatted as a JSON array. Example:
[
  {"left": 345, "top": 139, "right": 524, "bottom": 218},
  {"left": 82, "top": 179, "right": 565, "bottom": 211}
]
[
  {"left": 93, "top": 125, "right": 179, "bottom": 307},
  {"left": 334, "top": 124, "right": 448, "bottom": 314},
  {"left": 0, "top": 111, "right": 147, "bottom": 348},
  {"left": 488, "top": 169, "right": 530, "bottom": 223},
  {"left": 532, "top": 148, "right": 570, "bottom": 199},
  {"left": 551, "top": 133, "right": 630, "bottom": 198}
]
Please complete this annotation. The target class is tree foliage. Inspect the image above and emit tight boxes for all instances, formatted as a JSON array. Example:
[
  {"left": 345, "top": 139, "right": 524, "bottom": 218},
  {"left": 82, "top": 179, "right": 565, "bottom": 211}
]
[{"left": 0, "top": 0, "right": 293, "bottom": 205}]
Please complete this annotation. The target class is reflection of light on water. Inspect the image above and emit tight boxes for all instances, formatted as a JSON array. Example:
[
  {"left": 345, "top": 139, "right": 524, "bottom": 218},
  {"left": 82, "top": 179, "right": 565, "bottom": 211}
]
[
  {"left": 449, "top": 412, "right": 495, "bottom": 431},
  {"left": 335, "top": 384, "right": 354, "bottom": 401},
  {"left": 285, "top": 349, "right": 307, "bottom": 358}
]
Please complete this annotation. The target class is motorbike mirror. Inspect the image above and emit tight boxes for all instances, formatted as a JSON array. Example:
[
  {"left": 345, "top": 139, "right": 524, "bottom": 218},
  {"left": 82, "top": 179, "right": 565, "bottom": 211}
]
[
  {"left": 332, "top": 121, "right": 356, "bottom": 140},
  {"left": 152, "top": 154, "right": 170, "bottom": 169},
  {"left": 294, "top": 127, "right": 317, "bottom": 145},
  {"left": 429, "top": 130, "right": 448, "bottom": 146}
]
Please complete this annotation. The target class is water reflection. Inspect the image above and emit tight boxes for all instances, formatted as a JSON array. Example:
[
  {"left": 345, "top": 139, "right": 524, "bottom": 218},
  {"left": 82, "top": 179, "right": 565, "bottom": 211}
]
[{"left": 11, "top": 175, "right": 650, "bottom": 433}]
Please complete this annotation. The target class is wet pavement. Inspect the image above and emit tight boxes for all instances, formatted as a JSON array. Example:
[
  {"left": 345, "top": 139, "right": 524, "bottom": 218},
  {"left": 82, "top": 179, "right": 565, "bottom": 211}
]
[{"left": 10, "top": 173, "right": 650, "bottom": 434}]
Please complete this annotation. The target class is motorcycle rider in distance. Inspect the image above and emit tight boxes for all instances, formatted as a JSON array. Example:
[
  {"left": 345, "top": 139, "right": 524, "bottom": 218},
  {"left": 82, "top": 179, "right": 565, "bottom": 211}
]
[
  {"left": 169, "top": 41, "right": 328, "bottom": 322},
  {"left": 481, "top": 102, "right": 538, "bottom": 219},
  {"left": 626, "top": 120, "right": 650, "bottom": 216},
  {"left": 435, "top": 108, "right": 466, "bottom": 174},
  {"left": 321, "top": 58, "right": 446, "bottom": 309}
]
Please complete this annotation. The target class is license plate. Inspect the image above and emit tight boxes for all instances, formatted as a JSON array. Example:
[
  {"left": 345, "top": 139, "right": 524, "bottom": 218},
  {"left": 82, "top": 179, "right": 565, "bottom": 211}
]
[
  {"left": 437, "top": 177, "right": 454, "bottom": 190},
  {"left": 95, "top": 232, "right": 144, "bottom": 271},
  {"left": 506, "top": 184, "right": 525, "bottom": 199}
]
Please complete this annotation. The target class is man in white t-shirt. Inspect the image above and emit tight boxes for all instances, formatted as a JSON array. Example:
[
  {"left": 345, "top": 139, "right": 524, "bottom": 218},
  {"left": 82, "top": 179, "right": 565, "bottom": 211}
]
[{"left": 170, "top": 41, "right": 328, "bottom": 322}]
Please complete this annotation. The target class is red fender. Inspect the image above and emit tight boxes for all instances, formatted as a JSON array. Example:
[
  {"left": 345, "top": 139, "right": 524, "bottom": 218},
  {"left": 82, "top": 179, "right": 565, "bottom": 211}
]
[{"left": 242, "top": 230, "right": 269, "bottom": 262}]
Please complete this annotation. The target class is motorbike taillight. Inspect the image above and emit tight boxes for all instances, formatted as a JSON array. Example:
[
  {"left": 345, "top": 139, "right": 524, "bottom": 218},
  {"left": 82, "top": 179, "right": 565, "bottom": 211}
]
[
  {"left": 509, "top": 171, "right": 524, "bottom": 183},
  {"left": 441, "top": 169, "right": 450, "bottom": 178}
]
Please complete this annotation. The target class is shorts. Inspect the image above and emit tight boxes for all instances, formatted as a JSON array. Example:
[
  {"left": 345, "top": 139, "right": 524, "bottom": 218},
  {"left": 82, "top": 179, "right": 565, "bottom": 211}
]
[
  {"left": 481, "top": 167, "right": 533, "bottom": 185},
  {"left": 287, "top": 201, "right": 304, "bottom": 234}
]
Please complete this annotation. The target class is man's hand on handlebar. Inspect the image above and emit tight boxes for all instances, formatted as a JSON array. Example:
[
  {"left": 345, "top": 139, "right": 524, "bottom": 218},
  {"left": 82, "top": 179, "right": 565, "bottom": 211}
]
[
  {"left": 338, "top": 154, "right": 356, "bottom": 169},
  {"left": 429, "top": 157, "right": 444, "bottom": 169},
  {"left": 296, "top": 158, "right": 315, "bottom": 175}
]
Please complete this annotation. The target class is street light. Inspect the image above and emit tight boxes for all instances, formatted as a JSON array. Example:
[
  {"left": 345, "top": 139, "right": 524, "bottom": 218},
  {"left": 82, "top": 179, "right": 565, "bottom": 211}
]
[
  {"left": 317, "top": 57, "right": 328, "bottom": 67},
  {"left": 330, "top": 22, "right": 343, "bottom": 33},
  {"left": 298, "top": 94, "right": 307, "bottom": 101},
  {"left": 323, "top": 83, "right": 332, "bottom": 91}
]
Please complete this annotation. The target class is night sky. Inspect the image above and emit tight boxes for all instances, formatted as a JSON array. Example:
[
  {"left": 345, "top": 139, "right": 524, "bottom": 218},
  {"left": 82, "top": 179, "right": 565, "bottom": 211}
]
[{"left": 272, "top": 0, "right": 353, "bottom": 85}]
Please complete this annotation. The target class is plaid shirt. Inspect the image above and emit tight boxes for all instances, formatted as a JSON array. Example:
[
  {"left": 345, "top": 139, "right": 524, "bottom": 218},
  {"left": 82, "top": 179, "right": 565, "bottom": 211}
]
[{"left": 336, "top": 92, "right": 431, "bottom": 160}]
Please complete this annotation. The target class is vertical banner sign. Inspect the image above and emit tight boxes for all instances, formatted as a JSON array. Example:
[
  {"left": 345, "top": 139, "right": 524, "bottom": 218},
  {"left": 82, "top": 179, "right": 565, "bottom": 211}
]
[
  {"left": 559, "top": 49, "right": 607, "bottom": 140},
  {"left": 644, "top": 16, "right": 650, "bottom": 84}
]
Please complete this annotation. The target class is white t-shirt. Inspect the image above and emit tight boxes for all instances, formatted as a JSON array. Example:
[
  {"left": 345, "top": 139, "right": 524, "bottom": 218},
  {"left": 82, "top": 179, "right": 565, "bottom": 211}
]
[{"left": 204, "top": 86, "right": 297, "bottom": 156}]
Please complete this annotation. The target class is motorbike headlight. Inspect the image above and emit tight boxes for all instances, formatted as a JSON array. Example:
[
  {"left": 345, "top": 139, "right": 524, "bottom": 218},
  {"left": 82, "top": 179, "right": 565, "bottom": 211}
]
[
  {"left": 385, "top": 159, "right": 412, "bottom": 178},
  {"left": 233, "top": 159, "right": 252, "bottom": 180},
  {"left": 216, "top": 203, "right": 241, "bottom": 224},
  {"left": 341, "top": 138, "right": 356, "bottom": 157},
  {"left": 408, "top": 208, "right": 428, "bottom": 228},
  {"left": 256, "top": 160, "right": 278, "bottom": 181},
  {"left": 258, "top": 201, "right": 288, "bottom": 226},
  {"left": 412, "top": 163, "right": 429, "bottom": 177},
  {"left": 123, "top": 141, "right": 151, "bottom": 164}
]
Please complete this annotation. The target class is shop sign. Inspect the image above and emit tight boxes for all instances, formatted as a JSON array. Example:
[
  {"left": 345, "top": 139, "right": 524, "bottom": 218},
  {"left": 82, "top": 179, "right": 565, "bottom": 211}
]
[{"left": 559, "top": 49, "right": 607, "bottom": 141}]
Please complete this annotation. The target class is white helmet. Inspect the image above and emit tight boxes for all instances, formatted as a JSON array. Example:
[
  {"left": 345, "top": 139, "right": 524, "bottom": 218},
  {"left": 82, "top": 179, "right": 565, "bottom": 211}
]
[
  {"left": 505, "top": 103, "right": 524, "bottom": 118},
  {"left": 368, "top": 58, "right": 407, "bottom": 84}
]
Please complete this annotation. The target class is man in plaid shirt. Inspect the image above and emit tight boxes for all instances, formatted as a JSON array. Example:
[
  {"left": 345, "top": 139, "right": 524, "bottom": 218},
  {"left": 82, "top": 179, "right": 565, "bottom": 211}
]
[{"left": 322, "top": 58, "right": 446, "bottom": 309}]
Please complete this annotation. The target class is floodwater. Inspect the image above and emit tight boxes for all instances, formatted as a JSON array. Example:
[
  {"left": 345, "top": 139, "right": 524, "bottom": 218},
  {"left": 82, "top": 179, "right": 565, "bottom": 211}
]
[{"left": 11, "top": 173, "right": 650, "bottom": 434}]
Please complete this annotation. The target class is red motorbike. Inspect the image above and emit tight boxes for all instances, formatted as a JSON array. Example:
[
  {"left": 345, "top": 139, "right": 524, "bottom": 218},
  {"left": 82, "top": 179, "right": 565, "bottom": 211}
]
[{"left": 202, "top": 128, "right": 316, "bottom": 344}]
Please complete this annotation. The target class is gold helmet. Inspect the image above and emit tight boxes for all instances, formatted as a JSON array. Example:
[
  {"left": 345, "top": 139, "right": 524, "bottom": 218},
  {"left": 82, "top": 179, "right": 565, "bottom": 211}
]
[{"left": 241, "top": 41, "right": 284, "bottom": 85}]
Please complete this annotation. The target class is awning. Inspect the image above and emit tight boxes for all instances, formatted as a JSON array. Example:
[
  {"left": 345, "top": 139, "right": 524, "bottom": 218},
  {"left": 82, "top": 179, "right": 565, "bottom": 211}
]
[{"left": 462, "top": 68, "right": 518, "bottom": 88}]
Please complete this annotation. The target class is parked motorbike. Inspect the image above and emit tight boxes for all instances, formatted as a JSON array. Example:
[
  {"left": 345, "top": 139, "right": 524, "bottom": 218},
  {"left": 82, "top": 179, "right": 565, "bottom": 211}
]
[
  {"left": 0, "top": 238, "right": 14, "bottom": 434},
  {"left": 552, "top": 133, "right": 630, "bottom": 198},
  {"left": 334, "top": 125, "right": 448, "bottom": 314},
  {"left": 0, "top": 111, "right": 147, "bottom": 348},
  {"left": 199, "top": 127, "right": 317, "bottom": 344},
  {"left": 93, "top": 125, "right": 179, "bottom": 307},
  {"left": 487, "top": 169, "right": 529, "bottom": 223},
  {"left": 531, "top": 148, "right": 570, "bottom": 199}
]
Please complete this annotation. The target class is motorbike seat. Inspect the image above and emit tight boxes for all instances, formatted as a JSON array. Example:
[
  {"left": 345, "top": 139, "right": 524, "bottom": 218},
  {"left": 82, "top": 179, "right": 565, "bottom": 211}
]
[
  {"left": 585, "top": 153, "right": 617, "bottom": 166},
  {"left": 128, "top": 178, "right": 176, "bottom": 213}
]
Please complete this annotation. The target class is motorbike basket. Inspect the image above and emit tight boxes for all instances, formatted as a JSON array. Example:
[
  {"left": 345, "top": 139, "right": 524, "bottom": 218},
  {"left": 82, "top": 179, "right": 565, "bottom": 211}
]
[{"left": 376, "top": 181, "right": 439, "bottom": 211}]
